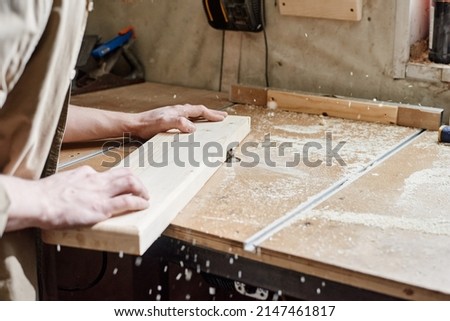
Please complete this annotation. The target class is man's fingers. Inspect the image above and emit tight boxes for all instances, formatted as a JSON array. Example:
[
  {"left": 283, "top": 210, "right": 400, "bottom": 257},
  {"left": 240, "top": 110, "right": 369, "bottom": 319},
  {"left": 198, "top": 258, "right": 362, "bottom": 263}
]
[
  {"left": 106, "top": 194, "right": 150, "bottom": 217},
  {"left": 200, "top": 109, "right": 227, "bottom": 122},
  {"left": 180, "top": 105, "right": 227, "bottom": 121},
  {"left": 104, "top": 167, "right": 135, "bottom": 179},
  {"left": 174, "top": 117, "right": 196, "bottom": 133},
  {"left": 106, "top": 168, "right": 150, "bottom": 200}
]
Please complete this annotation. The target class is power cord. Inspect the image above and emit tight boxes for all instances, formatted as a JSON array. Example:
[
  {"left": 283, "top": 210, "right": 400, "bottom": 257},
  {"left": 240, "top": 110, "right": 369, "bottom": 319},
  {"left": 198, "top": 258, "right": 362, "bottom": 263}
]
[
  {"left": 261, "top": 0, "right": 270, "bottom": 87},
  {"left": 217, "top": 0, "right": 270, "bottom": 90},
  {"left": 219, "top": 30, "right": 225, "bottom": 91}
]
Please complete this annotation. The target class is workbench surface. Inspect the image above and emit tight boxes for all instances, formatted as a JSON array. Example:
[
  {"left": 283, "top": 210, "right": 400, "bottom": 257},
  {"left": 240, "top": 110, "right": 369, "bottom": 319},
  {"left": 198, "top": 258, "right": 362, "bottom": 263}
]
[{"left": 59, "top": 82, "right": 450, "bottom": 300}]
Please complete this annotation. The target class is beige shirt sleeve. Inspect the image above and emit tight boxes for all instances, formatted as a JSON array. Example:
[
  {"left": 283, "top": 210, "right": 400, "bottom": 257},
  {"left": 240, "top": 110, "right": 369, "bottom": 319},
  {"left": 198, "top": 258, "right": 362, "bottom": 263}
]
[
  {"left": 0, "top": 0, "right": 52, "bottom": 108},
  {"left": 0, "top": 182, "right": 10, "bottom": 236}
]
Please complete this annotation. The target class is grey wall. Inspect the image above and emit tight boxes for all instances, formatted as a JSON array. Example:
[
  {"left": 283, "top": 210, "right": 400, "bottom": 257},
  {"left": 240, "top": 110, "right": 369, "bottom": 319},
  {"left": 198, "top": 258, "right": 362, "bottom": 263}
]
[{"left": 86, "top": 0, "right": 450, "bottom": 121}]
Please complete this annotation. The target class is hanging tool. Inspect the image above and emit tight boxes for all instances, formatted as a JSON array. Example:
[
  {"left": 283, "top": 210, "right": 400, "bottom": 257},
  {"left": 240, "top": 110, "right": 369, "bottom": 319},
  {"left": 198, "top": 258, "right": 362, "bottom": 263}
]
[
  {"left": 72, "top": 26, "right": 145, "bottom": 95},
  {"left": 202, "top": 0, "right": 264, "bottom": 32}
]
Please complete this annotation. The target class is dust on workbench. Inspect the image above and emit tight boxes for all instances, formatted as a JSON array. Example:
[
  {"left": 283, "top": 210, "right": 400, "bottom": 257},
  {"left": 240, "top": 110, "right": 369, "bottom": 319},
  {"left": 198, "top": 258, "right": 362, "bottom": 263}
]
[
  {"left": 306, "top": 131, "right": 450, "bottom": 237},
  {"left": 172, "top": 104, "right": 417, "bottom": 242},
  {"left": 260, "top": 132, "right": 450, "bottom": 297}
]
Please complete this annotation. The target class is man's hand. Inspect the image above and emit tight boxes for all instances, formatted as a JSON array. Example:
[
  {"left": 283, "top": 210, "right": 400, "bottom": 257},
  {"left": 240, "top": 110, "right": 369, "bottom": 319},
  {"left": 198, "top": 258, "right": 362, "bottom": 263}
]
[
  {"left": 130, "top": 104, "right": 228, "bottom": 139},
  {"left": 2, "top": 166, "right": 149, "bottom": 232}
]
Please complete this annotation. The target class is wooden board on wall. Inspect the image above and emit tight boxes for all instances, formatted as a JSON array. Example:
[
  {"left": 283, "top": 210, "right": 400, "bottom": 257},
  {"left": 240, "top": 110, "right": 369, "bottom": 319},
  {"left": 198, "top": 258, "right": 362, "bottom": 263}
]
[
  {"left": 279, "top": 0, "right": 363, "bottom": 21},
  {"left": 42, "top": 115, "right": 251, "bottom": 255}
]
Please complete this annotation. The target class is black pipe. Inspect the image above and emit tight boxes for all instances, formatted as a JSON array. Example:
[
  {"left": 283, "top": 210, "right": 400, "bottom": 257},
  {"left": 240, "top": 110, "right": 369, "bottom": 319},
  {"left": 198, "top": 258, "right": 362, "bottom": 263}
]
[{"left": 429, "top": 0, "right": 450, "bottom": 64}]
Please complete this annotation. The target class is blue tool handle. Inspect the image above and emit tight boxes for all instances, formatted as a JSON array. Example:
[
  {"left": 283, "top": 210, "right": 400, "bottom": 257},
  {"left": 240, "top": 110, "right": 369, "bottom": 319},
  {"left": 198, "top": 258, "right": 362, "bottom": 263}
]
[
  {"left": 439, "top": 125, "right": 450, "bottom": 143},
  {"left": 91, "top": 30, "right": 133, "bottom": 59}
]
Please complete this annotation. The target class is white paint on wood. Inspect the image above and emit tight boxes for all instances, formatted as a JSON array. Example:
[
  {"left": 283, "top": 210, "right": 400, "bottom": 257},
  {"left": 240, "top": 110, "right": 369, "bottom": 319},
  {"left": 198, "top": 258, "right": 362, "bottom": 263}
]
[
  {"left": 392, "top": 0, "right": 412, "bottom": 79},
  {"left": 392, "top": 0, "right": 431, "bottom": 79},
  {"left": 221, "top": 31, "right": 242, "bottom": 92},
  {"left": 406, "top": 62, "right": 442, "bottom": 82},
  {"left": 409, "top": 0, "right": 430, "bottom": 44},
  {"left": 279, "top": 0, "right": 363, "bottom": 21},
  {"left": 440, "top": 66, "right": 450, "bottom": 83},
  {"left": 42, "top": 116, "right": 251, "bottom": 255}
]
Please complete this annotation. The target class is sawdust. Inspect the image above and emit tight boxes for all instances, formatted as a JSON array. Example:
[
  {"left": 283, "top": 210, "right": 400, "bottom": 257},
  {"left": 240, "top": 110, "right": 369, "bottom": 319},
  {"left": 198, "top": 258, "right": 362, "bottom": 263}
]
[
  {"left": 180, "top": 163, "right": 320, "bottom": 238},
  {"left": 394, "top": 139, "right": 450, "bottom": 218},
  {"left": 304, "top": 209, "right": 450, "bottom": 236},
  {"left": 299, "top": 132, "right": 450, "bottom": 237},
  {"left": 269, "top": 118, "right": 416, "bottom": 174},
  {"left": 217, "top": 166, "right": 311, "bottom": 214},
  {"left": 396, "top": 168, "right": 450, "bottom": 213},
  {"left": 273, "top": 124, "right": 323, "bottom": 135}
]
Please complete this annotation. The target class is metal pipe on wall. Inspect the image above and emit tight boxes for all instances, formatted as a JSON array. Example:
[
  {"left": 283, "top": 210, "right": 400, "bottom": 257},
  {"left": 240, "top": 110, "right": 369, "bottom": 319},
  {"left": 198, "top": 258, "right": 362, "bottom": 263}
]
[{"left": 429, "top": 0, "right": 450, "bottom": 63}]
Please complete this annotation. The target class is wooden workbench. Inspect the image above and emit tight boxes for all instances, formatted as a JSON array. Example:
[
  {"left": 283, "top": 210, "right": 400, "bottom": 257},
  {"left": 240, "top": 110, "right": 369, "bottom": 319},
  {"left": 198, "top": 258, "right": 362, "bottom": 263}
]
[{"left": 48, "top": 82, "right": 450, "bottom": 301}]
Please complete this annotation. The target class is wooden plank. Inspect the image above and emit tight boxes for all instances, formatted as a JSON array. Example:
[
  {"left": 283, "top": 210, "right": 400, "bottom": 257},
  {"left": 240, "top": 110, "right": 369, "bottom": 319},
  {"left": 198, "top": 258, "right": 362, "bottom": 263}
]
[
  {"left": 229, "top": 84, "right": 268, "bottom": 106},
  {"left": 279, "top": 0, "right": 363, "bottom": 21},
  {"left": 268, "top": 89, "right": 399, "bottom": 125},
  {"left": 231, "top": 85, "right": 442, "bottom": 130},
  {"left": 42, "top": 115, "right": 251, "bottom": 255},
  {"left": 397, "top": 104, "right": 443, "bottom": 130},
  {"left": 221, "top": 32, "right": 242, "bottom": 93},
  {"left": 259, "top": 131, "right": 450, "bottom": 299},
  {"left": 257, "top": 246, "right": 449, "bottom": 300}
]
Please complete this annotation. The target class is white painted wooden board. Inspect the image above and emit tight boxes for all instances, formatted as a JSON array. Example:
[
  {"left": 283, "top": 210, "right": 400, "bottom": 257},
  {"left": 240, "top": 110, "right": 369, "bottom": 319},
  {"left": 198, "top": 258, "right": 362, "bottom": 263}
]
[
  {"left": 279, "top": 0, "right": 363, "bottom": 21},
  {"left": 42, "top": 116, "right": 251, "bottom": 255}
]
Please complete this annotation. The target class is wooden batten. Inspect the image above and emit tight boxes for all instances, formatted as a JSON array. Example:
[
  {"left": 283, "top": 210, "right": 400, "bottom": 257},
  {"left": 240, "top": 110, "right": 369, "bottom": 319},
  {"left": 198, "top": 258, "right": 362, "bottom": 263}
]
[
  {"left": 231, "top": 84, "right": 443, "bottom": 130},
  {"left": 42, "top": 115, "right": 251, "bottom": 255},
  {"left": 268, "top": 89, "right": 399, "bottom": 125},
  {"left": 229, "top": 84, "right": 268, "bottom": 106},
  {"left": 397, "top": 104, "right": 443, "bottom": 131}
]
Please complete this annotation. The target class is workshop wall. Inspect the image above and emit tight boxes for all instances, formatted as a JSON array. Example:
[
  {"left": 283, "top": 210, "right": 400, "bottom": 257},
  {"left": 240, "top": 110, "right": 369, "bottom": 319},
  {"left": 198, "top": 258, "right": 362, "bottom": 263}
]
[{"left": 86, "top": 0, "right": 450, "bottom": 121}]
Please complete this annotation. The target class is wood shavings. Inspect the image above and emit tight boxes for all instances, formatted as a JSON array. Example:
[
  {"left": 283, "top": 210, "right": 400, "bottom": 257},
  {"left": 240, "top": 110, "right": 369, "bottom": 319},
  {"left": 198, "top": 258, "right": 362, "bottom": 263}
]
[{"left": 305, "top": 210, "right": 450, "bottom": 236}]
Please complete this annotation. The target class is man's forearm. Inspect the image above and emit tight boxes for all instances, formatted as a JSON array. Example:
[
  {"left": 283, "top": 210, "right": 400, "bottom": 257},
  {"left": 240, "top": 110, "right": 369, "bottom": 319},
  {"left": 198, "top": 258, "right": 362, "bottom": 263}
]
[
  {"left": 64, "top": 103, "right": 227, "bottom": 143},
  {"left": 0, "top": 175, "right": 44, "bottom": 232},
  {"left": 64, "top": 105, "right": 135, "bottom": 143}
]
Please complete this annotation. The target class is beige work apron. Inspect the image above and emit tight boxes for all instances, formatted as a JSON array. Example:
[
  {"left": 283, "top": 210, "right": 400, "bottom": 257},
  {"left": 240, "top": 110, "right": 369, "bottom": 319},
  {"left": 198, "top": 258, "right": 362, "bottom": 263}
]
[{"left": 0, "top": 0, "right": 90, "bottom": 300}]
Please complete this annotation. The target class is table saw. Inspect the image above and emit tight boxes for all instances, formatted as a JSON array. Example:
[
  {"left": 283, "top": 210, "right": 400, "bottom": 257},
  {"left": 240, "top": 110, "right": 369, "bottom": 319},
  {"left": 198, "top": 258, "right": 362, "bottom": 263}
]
[{"left": 40, "top": 82, "right": 450, "bottom": 301}]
